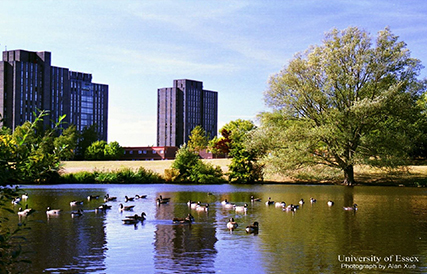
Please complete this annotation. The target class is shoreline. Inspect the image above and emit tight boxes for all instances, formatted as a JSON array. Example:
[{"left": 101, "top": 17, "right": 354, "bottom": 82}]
[{"left": 58, "top": 160, "right": 427, "bottom": 187}]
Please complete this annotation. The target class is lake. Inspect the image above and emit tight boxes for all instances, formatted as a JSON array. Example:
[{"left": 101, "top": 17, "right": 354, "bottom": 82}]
[{"left": 5, "top": 184, "right": 427, "bottom": 273}]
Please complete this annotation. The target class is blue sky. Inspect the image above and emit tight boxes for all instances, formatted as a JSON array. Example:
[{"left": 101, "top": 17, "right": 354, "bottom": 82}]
[{"left": 1, "top": 0, "right": 426, "bottom": 146}]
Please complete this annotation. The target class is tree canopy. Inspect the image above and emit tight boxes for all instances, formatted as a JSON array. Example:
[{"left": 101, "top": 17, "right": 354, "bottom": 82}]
[
  {"left": 187, "top": 125, "right": 209, "bottom": 152},
  {"left": 257, "top": 27, "right": 425, "bottom": 185}
]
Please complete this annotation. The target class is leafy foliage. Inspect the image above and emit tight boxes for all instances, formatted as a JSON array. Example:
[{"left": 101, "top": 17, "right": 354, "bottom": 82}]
[
  {"left": 0, "top": 110, "right": 68, "bottom": 184},
  {"left": 85, "top": 140, "right": 124, "bottom": 160},
  {"left": 187, "top": 125, "right": 209, "bottom": 152},
  {"left": 85, "top": 140, "right": 107, "bottom": 160},
  {"left": 54, "top": 124, "right": 78, "bottom": 160},
  {"left": 211, "top": 119, "right": 263, "bottom": 183},
  {"left": 0, "top": 186, "right": 32, "bottom": 273},
  {"left": 170, "top": 145, "right": 225, "bottom": 183},
  {"left": 259, "top": 27, "right": 426, "bottom": 185},
  {"left": 59, "top": 167, "right": 163, "bottom": 184}
]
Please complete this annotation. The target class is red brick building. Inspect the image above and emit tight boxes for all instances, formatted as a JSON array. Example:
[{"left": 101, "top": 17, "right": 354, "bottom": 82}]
[{"left": 122, "top": 146, "right": 178, "bottom": 161}]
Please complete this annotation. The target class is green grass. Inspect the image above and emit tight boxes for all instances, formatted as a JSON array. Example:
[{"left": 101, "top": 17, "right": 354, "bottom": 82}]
[
  {"left": 61, "top": 159, "right": 231, "bottom": 175},
  {"left": 61, "top": 160, "right": 427, "bottom": 186}
]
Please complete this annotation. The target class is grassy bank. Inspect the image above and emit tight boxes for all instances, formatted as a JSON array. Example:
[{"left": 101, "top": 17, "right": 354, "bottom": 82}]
[
  {"left": 61, "top": 159, "right": 427, "bottom": 186},
  {"left": 61, "top": 159, "right": 231, "bottom": 176}
]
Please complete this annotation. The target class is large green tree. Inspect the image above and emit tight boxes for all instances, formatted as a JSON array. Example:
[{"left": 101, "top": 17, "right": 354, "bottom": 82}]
[{"left": 259, "top": 27, "right": 425, "bottom": 185}]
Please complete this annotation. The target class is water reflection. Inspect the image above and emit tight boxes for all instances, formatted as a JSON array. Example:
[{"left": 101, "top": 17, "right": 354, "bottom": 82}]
[
  {"left": 7, "top": 184, "right": 427, "bottom": 273},
  {"left": 12, "top": 188, "right": 108, "bottom": 273},
  {"left": 153, "top": 193, "right": 217, "bottom": 273}
]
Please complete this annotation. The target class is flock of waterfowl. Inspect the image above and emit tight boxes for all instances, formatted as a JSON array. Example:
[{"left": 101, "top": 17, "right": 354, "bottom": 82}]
[
  {"left": 12, "top": 192, "right": 357, "bottom": 234},
  {"left": 13, "top": 192, "right": 149, "bottom": 225}
]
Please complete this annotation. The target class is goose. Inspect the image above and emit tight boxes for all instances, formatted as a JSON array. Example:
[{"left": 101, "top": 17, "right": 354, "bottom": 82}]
[
  {"left": 87, "top": 195, "right": 99, "bottom": 201},
  {"left": 122, "top": 218, "right": 139, "bottom": 225},
  {"left": 283, "top": 204, "right": 298, "bottom": 212},
  {"left": 125, "top": 212, "right": 146, "bottom": 221},
  {"left": 98, "top": 204, "right": 112, "bottom": 210},
  {"left": 221, "top": 199, "right": 230, "bottom": 205},
  {"left": 21, "top": 193, "right": 29, "bottom": 200},
  {"left": 343, "top": 204, "right": 358, "bottom": 211},
  {"left": 125, "top": 196, "right": 135, "bottom": 202},
  {"left": 275, "top": 201, "right": 286, "bottom": 208},
  {"left": 157, "top": 198, "right": 169, "bottom": 205},
  {"left": 250, "top": 195, "right": 261, "bottom": 202},
  {"left": 299, "top": 199, "right": 305, "bottom": 205},
  {"left": 234, "top": 203, "right": 248, "bottom": 212},
  {"left": 135, "top": 194, "right": 147, "bottom": 199},
  {"left": 310, "top": 198, "right": 317, "bottom": 204},
  {"left": 227, "top": 218, "right": 238, "bottom": 230},
  {"left": 71, "top": 209, "right": 84, "bottom": 217},
  {"left": 11, "top": 197, "right": 21, "bottom": 205},
  {"left": 245, "top": 222, "right": 259, "bottom": 234},
  {"left": 104, "top": 194, "right": 117, "bottom": 202},
  {"left": 187, "top": 200, "right": 198, "bottom": 208},
  {"left": 265, "top": 197, "right": 274, "bottom": 206},
  {"left": 327, "top": 200, "right": 335, "bottom": 207},
  {"left": 119, "top": 203, "right": 135, "bottom": 211},
  {"left": 70, "top": 200, "right": 84, "bottom": 206},
  {"left": 46, "top": 207, "right": 62, "bottom": 215},
  {"left": 95, "top": 204, "right": 112, "bottom": 213},
  {"left": 173, "top": 213, "right": 194, "bottom": 224},
  {"left": 17, "top": 206, "right": 34, "bottom": 217},
  {"left": 159, "top": 195, "right": 171, "bottom": 202},
  {"left": 196, "top": 203, "right": 209, "bottom": 212},
  {"left": 223, "top": 203, "right": 235, "bottom": 209}
]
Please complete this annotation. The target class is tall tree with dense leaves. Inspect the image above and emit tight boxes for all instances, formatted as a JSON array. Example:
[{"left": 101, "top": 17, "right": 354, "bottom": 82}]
[
  {"left": 211, "top": 119, "right": 263, "bottom": 183},
  {"left": 187, "top": 125, "right": 209, "bottom": 152},
  {"left": 260, "top": 27, "right": 425, "bottom": 185},
  {"left": 54, "top": 124, "right": 79, "bottom": 160}
]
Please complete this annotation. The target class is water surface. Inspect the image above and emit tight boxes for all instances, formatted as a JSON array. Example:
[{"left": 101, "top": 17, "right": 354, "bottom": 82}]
[{"left": 6, "top": 184, "right": 427, "bottom": 273}]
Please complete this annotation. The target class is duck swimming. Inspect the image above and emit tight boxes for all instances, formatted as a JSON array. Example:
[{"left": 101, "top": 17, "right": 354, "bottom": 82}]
[
  {"left": 46, "top": 207, "right": 62, "bottom": 215},
  {"left": 245, "top": 222, "right": 259, "bottom": 234},
  {"left": 343, "top": 204, "right": 358, "bottom": 211},
  {"left": 173, "top": 213, "right": 194, "bottom": 224},
  {"left": 87, "top": 195, "right": 99, "bottom": 201},
  {"left": 234, "top": 203, "right": 248, "bottom": 212},
  {"left": 18, "top": 206, "right": 34, "bottom": 217},
  {"left": 250, "top": 195, "right": 261, "bottom": 202},
  {"left": 265, "top": 197, "right": 274, "bottom": 206},
  {"left": 125, "top": 195, "right": 135, "bottom": 202},
  {"left": 119, "top": 203, "right": 135, "bottom": 211},
  {"left": 196, "top": 203, "right": 209, "bottom": 212},
  {"left": 70, "top": 200, "right": 84, "bottom": 206},
  {"left": 71, "top": 209, "right": 84, "bottom": 217},
  {"left": 275, "top": 201, "right": 286, "bottom": 208},
  {"left": 104, "top": 194, "right": 117, "bottom": 202},
  {"left": 227, "top": 218, "right": 238, "bottom": 230},
  {"left": 125, "top": 212, "right": 146, "bottom": 221}
]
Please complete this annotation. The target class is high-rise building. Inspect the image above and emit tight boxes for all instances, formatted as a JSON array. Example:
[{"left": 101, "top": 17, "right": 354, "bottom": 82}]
[
  {"left": 0, "top": 49, "right": 108, "bottom": 141},
  {"left": 157, "top": 79, "right": 218, "bottom": 147}
]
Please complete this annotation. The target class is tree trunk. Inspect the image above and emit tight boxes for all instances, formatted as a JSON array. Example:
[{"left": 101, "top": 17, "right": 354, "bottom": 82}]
[{"left": 343, "top": 165, "right": 355, "bottom": 186}]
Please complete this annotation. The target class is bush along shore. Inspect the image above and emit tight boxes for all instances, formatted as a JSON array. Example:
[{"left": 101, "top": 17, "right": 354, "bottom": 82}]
[{"left": 58, "top": 167, "right": 164, "bottom": 184}]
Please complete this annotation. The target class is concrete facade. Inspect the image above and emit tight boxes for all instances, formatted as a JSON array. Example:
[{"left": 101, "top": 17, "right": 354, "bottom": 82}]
[{"left": 157, "top": 79, "right": 218, "bottom": 147}]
